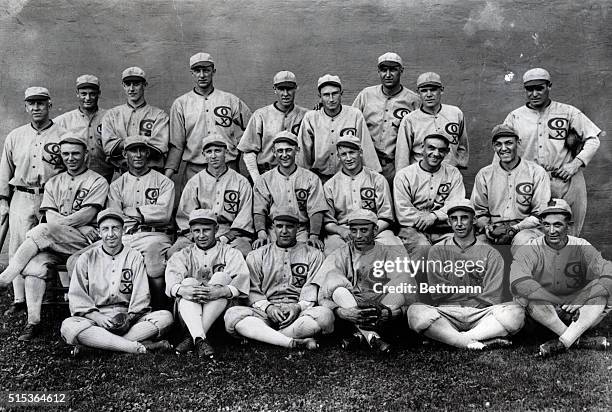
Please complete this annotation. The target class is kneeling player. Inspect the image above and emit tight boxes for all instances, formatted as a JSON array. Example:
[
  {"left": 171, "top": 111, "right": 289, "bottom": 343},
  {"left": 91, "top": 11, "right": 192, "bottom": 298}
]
[
  {"left": 510, "top": 199, "right": 612, "bottom": 357},
  {"left": 165, "top": 209, "right": 250, "bottom": 358},
  {"left": 314, "top": 209, "right": 417, "bottom": 354},
  {"left": 225, "top": 207, "right": 334, "bottom": 350},
  {"left": 60, "top": 209, "right": 173, "bottom": 354},
  {"left": 407, "top": 200, "right": 524, "bottom": 350}
]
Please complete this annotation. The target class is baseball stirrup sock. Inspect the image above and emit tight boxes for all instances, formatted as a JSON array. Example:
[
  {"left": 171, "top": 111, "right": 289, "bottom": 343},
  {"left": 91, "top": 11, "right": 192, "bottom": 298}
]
[
  {"left": 236, "top": 317, "right": 292, "bottom": 347},
  {"left": 24, "top": 277, "right": 46, "bottom": 324},
  {"left": 178, "top": 299, "right": 205, "bottom": 341},
  {"left": 76, "top": 326, "right": 141, "bottom": 353},
  {"left": 12, "top": 276, "right": 26, "bottom": 303},
  {"left": 559, "top": 304, "right": 606, "bottom": 348}
]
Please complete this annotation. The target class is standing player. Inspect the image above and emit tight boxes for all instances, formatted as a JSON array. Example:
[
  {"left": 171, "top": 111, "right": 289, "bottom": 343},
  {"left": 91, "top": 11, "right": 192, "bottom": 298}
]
[
  {"left": 407, "top": 199, "right": 525, "bottom": 350},
  {"left": 0, "top": 133, "right": 108, "bottom": 341},
  {"left": 314, "top": 209, "right": 417, "bottom": 354},
  {"left": 323, "top": 135, "right": 402, "bottom": 255},
  {"left": 165, "top": 53, "right": 252, "bottom": 185},
  {"left": 395, "top": 72, "right": 469, "bottom": 172},
  {"left": 54, "top": 74, "right": 114, "bottom": 182},
  {"left": 61, "top": 209, "right": 173, "bottom": 355},
  {"left": 510, "top": 199, "right": 612, "bottom": 357},
  {"left": 503, "top": 68, "right": 602, "bottom": 236},
  {"left": 165, "top": 209, "right": 250, "bottom": 358},
  {"left": 101, "top": 67, "right": 169, "bottom": 172},
  {"left": 393, "top": 134, "right": 465, "bottom": 260},
  {"left": 238, "top": 71, "right": 308, "bottom": 182},
  {"left": 297, "top": 74, "right": 381, "bottom": 182},
  {"left": 0, "top": 87, "right": 66, "bottom": 316},
  {"left": 471, "top": 125, "right": 551, "bottom": 254},
  {"left": 224, "top": 207, "right": 334, "bottom": 350},
  {"left": 173, "top": 134, "right": 253, "bottom": 257},
  {"left": 352, "top": 52, "right": 420, "bottom": 183},
  {"left": 253, "top": 131, "right": 328, "bottom": 250}
]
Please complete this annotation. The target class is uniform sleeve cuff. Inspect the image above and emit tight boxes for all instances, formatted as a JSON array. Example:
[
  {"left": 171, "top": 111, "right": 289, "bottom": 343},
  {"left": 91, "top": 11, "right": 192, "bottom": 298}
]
[{"left": 226, "top": 285, "right": 239, "bottom": 299}]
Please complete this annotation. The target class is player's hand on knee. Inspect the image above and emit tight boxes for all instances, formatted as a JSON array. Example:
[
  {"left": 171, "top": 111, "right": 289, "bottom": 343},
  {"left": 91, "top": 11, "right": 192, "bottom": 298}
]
[
  {"left": 266, "top": 304, "right": 286, "bottom": 325},
  {"left": 90, "top": 312, "right": 114, "bottom": 329},
  {"left": 200, "top": 285, "right": 230, "bottom": 301},
  {"left": 335, "top": 307, "right": 363, "bottom": 325},
  {"left": 339, "top": 227, "right": 352, "bottom": 242},
  {"left": 0, "top": 200, "right": 9, "bottom": 225},
  {"left": 307, "top": 235, "right": 324, "bottom": 251},
  {"left": 279, "top": 304, "right": 301, "bottom": 328},
  {"left": 78, "top": 226, "right": 100, "bottom": 244},
  {"left": 252, "top": 231, "right": 269, "bottom": 249},
  {"left": 217, "top": 235, "right": 229, "bottom": 245},
  {"left": 178, "top": 284, "right": 206, "bottom": 302}
]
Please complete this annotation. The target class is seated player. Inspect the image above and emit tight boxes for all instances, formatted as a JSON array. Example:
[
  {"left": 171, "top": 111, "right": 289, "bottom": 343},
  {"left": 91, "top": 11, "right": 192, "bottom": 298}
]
[
  {"left": 225, "top": 207, "right": 334, "bottom": 349},
  {"left": 510, "top": 198, "right": 612, "bottom": 357},
  {"left": 323, "top": 135, "right": 402, "bottom": 255},
  {"left": 471, "top": 124, "right": 550, "bottom": 254},
  {"left": 313, "top": 209, "right": 417, "bottom": 354},
  {"left": 252, "top": 131, "right": 328, "bottom": 250},
  {"left": 171, "top": 134, "right": 253, "bottom": 257},
  {"left": 60, "top": 209, "right": 173, "bottom": 354},
  {"left": 165, "top": 209, "right": 250, "bottom": 358},
  {"left": 0, "top": 133, "right": 108, "bottom": 342},
  {"left": 407, "top": 199, "right": 525, "bottom": 350},
  {"left": 394, "top": 134, "right": 465, "bottom": 261}
]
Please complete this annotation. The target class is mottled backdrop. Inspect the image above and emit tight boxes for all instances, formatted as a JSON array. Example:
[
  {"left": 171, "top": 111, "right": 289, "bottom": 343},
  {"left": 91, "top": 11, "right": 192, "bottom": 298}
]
[{"left": 0, "top": 0, "right": 610, "bottom": 250}]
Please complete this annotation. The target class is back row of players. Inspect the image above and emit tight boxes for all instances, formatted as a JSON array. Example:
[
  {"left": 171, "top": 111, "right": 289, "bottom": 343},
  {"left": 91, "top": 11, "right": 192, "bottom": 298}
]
[{"left": 0, "top": 51, "right": 608, "bottom": 358}]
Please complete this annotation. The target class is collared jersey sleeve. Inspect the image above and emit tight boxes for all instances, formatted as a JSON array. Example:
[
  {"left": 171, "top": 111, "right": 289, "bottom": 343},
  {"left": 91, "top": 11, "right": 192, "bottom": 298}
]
[
  {"left": 245, "top": 250, "right": 269, "bottom": 307},
  {"left": 299, "top": 248, "right": 326, "bottom": 303},
  {"left": 165, "top": 250, "right": 189, "bottom": 298},
  {"left": 356, "top": 113, "right": 382, "bottom": 173},
  {"left": 68, "top": 253, "right": 99, "bottom": 316},
  {"left": 296, "top": 112, "right": 316, "bottom": 169}
]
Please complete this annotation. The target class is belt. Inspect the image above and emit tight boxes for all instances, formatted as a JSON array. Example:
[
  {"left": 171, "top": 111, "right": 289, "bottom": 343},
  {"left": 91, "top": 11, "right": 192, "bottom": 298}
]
[
  {"left": 133, "top": 226, "right": 174, "bottom": 235},
  {"left": 14, "top": 186, "right": 45, "bottom": 195}
]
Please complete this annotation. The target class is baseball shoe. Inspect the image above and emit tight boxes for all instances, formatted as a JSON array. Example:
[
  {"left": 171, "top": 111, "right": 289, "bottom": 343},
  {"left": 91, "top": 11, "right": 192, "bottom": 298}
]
[
  {"left": 341, "top": 332, "right": 365, "bottom": 350},
  {"left": 70, "top": 345, "right": 84, "bottom": 358},
  {"left": 466, "top": 341, "right": 486, "bottom": 351},
  {"left": 574, "top": 336, "right": 610, "bottom": 351},
  {"left": 4, "top": 301, "right": 26, "bottom": 316},
  {"left": 538, "top": 339, "right": 567, "bottom": 358},
  {"left": 174, "top": 335, "right": 195, "bottom": 354},
  {"left": 369, "top": 335, "right": 392, "bottom": 355},
  {"left": 482, "top": 338, "right": 513, "bottom": 349},
  {"left": 18, "top": 323, "right": 41, "bottom": 342},
  {"left": 142, "top": 339, "right": 173, "bottom": 353},
  {"left": 291, "top": 338, "right": 318, "bottom": 350},
  {"left": 195, "top": 337, "right": 215, "bottom": 359}
]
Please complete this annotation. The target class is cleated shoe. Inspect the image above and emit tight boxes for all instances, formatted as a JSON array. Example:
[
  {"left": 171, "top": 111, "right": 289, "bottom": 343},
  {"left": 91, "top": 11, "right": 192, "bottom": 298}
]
[
  {"left": 195, "top": 337, "right": 215, "bottom": 359},
  {"left": 341, "top": 332, "right": 365, "bottom": 350},
  {"left": 482, "top": 338, "right": 513, "bottom": 349},
  {"left": 369, "top": 335, "right": 392, "bottom": 355},
  {"left": 292, "top": 338, "right": 319, "bottom": 350},
  {"left": 174, "top": 334, "right": 195, "bottom": 354},
  {"left": 142, "top": 339, "right": 173, "bottom": 353},
  {"left": 18, "top": 323, "right": 41, "bottom": 342},
  {"left": 575, "top": 336, "right": 610, "bottom": 351},
  {"left": 538, "top": 339, "right": 567, "bottom": 358},
  {"left": 4, "top": 301, "right": 26, "bottom": 316}
]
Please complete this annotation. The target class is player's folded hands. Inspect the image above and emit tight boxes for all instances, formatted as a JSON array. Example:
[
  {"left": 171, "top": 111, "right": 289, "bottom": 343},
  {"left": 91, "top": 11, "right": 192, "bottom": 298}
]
[
  {"left": 266, "top": 304, "right": 286, "bottom": 325},
  {"left": 279, "top": 304, "right": 301, "bottom": 328}
]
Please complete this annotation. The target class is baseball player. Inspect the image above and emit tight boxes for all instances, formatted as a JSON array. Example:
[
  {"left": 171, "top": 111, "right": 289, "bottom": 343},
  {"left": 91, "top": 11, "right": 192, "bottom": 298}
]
[
  {"left": 510, "top": 198, "right": 612, "bottom": 357},
  {"left": 0, "top": 87, "right": 66, "bottom": 316},
  {"left": 224, "top": 207, "right": 334, "bottom": 350},
  {"left": 101, "top": 67, "right": 169, "bottom": 172},
  {"left": 407, "top": 199, "right": 525, "bottom": 350},
  {"left": 323, "top": 135, "right": 403, "bottom": 255},
  {"left": 54, "top": 74, "right": 114, "bottom": 182},
  {"left": 313, "top": 209, "right": 417, "bottom": 354},
  {"left": 297, "top": 74, "right": 382, "bottom": 182},
  {"left": 238, "top": 70, "right": 308, "bottom": 182},
  {"left": 253, "top": 131, "right": 328, "bottom": 251},
  {"left": 165, "top": 209, "right": 250, "bottom": 358},
  {"left": 172, "top": 134, "right": 253, "bottom": 258},
  {"left": 0, "top": 133, "right": 108, "bottom": 341},
  {"left": 164, "top": 53, "right": 252, "bottom": 186},
  {"left": 503, "top": 68, "right": 602, "bottom": 236},
  {"left": 60, "top": 209, "right": 174, "bottom": 355},
  {"left": 395, "top": 72, "right": 469, "bottom": 172},
  {"left": 471, "top": 124, "right": 551, "bottom": 254},
  {"left": 352, "top": 52, "right": 420, "bottom": 183},
  {"left": 393, "top": 134, "right": 466, "bottom": 261}
]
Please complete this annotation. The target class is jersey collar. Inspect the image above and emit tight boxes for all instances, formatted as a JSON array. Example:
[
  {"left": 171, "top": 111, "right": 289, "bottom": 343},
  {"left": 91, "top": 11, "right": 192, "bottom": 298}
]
[
  {"left": 30, "top": 119, "right": 54, "bottom": 132},
  {"left": 273, "top": 102, "right": 295, "bottom": 114},
  {"left": 380, "top": 84, "right": 404, "bottom": 97},
  {"left": 126, "top": 101, "right": 147, "bottom": 110}
]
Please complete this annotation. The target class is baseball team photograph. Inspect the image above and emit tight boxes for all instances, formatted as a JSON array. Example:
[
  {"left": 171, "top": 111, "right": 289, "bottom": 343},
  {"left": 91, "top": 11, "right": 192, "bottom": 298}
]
[{"left": 0, "top": 0, "right": 610, "bottom": 410}]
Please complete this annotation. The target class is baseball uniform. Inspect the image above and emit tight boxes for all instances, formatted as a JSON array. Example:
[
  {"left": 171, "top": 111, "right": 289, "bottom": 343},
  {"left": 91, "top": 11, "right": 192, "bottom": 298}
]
[
  {"left": 54, "top": 108, "right": 114, "bottom": 181},
  {"left": 224, "top": 242, "right": 334, "bottom": 337},
  {"left": 166, "top": 89, "right": 252, "bottom": 179},
  {"left": 407, "top": 236, "right": 524, "bottom": 343},
  {"left": 253, "top": 166, "right": 328, "bottom": 241},
  {"left": 393, "top": 162, "right": 466, "bottom": 251},
  {"left": 504, "top": 101, "right": 601, "bottom": 236},
  {"left": 238, "top": 103, "right": 308, "bottom": 174},
  {"left": 352, "top": 85, "right": 420, "bottom": 181},
  {"left": 297, "top": 105, "right": 382, "bottom": 180},
  {"left": 395, "top": 104, "right": 469, "bottom": 171},
  {"left": 173, "top": 168, "right": 253, "bottom": 256},
  {"left": 323, "top": 166, "right": 402, "bottom": 254},
  {"left": 471, "top": 158, "right": 551, "bottom": 250},
  {"left": 60, "top": 244, "right": 173, "bottom": 349},
  {"left": 101, "top": 102, "right": 169, "bottom": 170}
]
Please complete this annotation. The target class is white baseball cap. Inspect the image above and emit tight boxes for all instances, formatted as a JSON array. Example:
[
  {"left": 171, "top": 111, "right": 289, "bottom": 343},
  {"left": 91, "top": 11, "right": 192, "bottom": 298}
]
[
  {"left": 190, "top": 53, "right": 215, "bottom": 68},
  {"left": 24, "top": 87, "right": 50, "bottom": 101},
  {"left": 377, "top": 52, "right": 403, "bottom": 68},
  {"left": 76, "top": 75, "right": 100, "bottom": 90},
  {"left": 317, "top": 74, "right": 342, "bottom": 91},
  {"left": 416, "top": 72, "right": 443, "bottom": 88},
  {"left": 273, "top": 70, "right": 297, "bottom": 86},
  {"left": 446, "top": 199, "right": 475, "bottom": 215},
  {"left": 122, "top": 67, "right": 146, "bottom": 82},
  {"left": 523, "top": 68, "right": 551, "bottom": 85}
]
